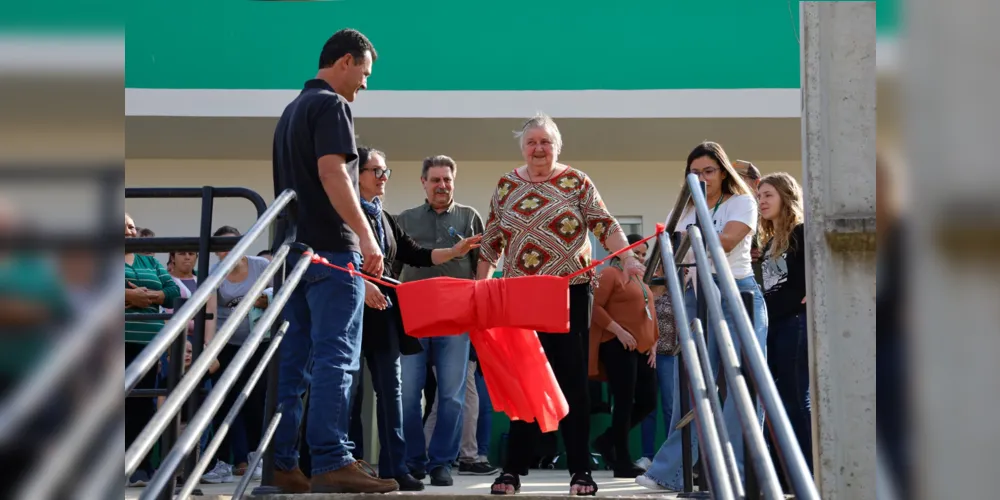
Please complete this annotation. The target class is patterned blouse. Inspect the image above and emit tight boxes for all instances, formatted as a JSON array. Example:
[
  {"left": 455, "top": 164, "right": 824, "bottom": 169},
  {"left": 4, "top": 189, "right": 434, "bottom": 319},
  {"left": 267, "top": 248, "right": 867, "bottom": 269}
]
[{"left": 479, "top": 167, "right": 622, "bottom": 285}]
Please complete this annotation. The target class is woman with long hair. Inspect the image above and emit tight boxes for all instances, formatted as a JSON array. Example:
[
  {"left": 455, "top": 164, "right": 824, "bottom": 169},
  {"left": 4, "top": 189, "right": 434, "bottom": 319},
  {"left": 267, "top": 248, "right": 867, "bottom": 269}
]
[
  {"left": 757, "top": 172, "right": 812, "bottom": 475},
  {"left": 638, "top": 141, "right": 767, "bottom": 492}
]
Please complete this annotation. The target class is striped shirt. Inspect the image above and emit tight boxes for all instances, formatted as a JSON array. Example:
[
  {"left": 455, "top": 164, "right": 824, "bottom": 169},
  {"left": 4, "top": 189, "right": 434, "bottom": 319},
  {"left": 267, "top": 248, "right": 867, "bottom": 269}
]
[{"left": 125, "top": 254, "right": 181, "bottom": 343}]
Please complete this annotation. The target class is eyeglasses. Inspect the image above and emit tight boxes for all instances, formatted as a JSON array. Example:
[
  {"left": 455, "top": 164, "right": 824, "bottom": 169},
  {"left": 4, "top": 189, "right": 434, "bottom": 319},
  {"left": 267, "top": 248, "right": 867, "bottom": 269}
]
[
  {"left": 690, "top": 167, "right": 719, "bottom": 178},
  {"left": 363, "top": 167, "right": 392, "bottom": 179}
]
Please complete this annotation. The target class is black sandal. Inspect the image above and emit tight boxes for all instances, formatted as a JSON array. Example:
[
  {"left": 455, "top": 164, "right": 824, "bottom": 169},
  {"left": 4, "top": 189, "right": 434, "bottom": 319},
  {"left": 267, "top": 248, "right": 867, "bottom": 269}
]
[
  {"left": 570, "top": 472, "right": 599, "bottom": 496},
  {"left": 491, "top": 473, "right": 521, "bottom": 495}
]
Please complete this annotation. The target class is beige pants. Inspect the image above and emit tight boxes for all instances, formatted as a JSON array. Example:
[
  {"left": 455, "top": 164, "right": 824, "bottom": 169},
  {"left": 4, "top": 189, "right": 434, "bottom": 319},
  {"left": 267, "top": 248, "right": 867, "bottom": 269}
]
[{"left": 423, "top": 361, "right": 483, "bottom": 462}]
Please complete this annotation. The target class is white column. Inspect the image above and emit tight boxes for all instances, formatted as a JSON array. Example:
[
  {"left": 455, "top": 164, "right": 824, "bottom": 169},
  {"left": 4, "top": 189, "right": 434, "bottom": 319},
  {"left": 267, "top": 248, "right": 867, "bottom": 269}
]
[{"left": 800, "top": 3, "right": 877, "bottom": 499}]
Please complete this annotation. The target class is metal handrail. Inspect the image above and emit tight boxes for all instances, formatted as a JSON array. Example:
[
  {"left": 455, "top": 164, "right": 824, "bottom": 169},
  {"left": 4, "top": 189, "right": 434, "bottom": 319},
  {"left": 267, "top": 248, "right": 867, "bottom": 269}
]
[
  {"left": 155, "top": 251, "right": 311, "bottom": 500},
  {"left": 685, "top": 173, "right": 820, "bottom": 500},
  {"left": 16, "top": 341, "right": 124, "bottom": 500},
  {"left": 688, "top": 226, "right": 783, "bottom": 498},
  {"left": 690, "top": 319, "right": 745, "bottom": 497},
  {"left": 123, "top": 188, "right": 296, "bottom": 396},
  {"left": 0, "top": 280, "right": 121, "bottom": 447},
  {"left": 124, "top": 242, "right": 292, "bottom": 478},
  {"left": 656, "top": 232, "right": 735, "bottom": 499}
]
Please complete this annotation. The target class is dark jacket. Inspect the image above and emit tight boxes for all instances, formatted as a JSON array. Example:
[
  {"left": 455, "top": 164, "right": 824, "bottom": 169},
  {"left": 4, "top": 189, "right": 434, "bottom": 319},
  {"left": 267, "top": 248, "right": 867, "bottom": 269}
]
[
  {"left": 762, "top": 224, "right": 807, "bottom": 324},
  {"left": 362, "top": 211, "right": 434, "bottom": 355}
]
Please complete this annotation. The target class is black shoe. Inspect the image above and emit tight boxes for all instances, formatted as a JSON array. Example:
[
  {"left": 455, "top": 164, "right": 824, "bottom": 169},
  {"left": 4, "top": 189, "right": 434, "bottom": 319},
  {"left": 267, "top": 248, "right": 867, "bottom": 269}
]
[
  {"left": 429, "top": 466, "right": 454, "bottom": 486},
  {"left": 459, "top": 461, "right": 500, "bottom": 476},
  {"left": 392, "top": 473, "right": 425, "bottom": 491},
  {"left": 408, "top": 466, "right": 426, "bottom": 480}
]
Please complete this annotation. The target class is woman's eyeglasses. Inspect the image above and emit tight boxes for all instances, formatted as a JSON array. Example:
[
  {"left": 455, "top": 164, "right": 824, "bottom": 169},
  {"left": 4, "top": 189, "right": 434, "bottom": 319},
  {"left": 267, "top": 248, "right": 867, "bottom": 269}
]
[{"left": 363, "top": 167, "right": 392, "bottom": 179}]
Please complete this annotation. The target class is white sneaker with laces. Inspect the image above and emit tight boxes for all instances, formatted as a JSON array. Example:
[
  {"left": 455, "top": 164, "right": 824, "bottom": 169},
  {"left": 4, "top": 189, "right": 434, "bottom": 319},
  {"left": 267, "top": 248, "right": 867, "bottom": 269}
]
[
  {"left": 201, "top": 460, "right": 235, "bottom": 484},
  {"left": 634, "top": 457, "right": 653, "bottom": 471}
]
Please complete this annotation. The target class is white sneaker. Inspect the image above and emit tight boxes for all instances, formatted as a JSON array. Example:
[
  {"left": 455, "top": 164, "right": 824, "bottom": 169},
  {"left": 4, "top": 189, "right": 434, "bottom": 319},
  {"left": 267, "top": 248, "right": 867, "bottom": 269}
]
[
  {"left": 634, "top": 457, "right": 653, "bottom": 471},
  {"left": 636, "top": 474, "right": 670, "bottom": 491},
  {"left": 247, "top": 452, "right": 263, "bottom": 481},
  {"left": 201, "top": 460, "right": 235, "bottom": 484}
]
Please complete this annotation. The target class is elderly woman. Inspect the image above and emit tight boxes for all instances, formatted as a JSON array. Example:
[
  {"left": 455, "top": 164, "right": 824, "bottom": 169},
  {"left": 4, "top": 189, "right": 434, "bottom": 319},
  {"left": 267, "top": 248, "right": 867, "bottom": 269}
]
[
  {"left": 352, "top": 146, "right": 481, "bottom": 491},
  {"left": 477, "top": 113, "right": 644, "bottom": 496}
]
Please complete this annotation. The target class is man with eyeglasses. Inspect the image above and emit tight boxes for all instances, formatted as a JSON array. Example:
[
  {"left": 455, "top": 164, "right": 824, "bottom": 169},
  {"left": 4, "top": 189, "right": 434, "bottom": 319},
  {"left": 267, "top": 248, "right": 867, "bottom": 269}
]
[{"left": 394, "top": 155, "right": 486, "bottom": 487}]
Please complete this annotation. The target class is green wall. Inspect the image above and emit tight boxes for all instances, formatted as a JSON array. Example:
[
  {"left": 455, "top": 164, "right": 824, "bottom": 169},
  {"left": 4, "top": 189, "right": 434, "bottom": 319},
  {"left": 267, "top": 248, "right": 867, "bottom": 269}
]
[{"left": 126, "top": 0, "right": 814, "bottom": 91}]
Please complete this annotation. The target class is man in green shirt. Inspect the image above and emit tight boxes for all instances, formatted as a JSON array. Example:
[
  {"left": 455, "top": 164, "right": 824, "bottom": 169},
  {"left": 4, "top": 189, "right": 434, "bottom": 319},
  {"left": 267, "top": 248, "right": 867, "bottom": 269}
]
[{"left": 395, "top": 155, "right": 484, "bottom": 486}]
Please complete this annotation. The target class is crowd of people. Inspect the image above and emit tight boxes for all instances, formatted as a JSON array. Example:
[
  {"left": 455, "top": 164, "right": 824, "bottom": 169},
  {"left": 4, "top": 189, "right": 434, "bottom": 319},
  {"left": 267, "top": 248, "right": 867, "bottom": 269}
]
[{"left": 124, "top": 27, "right": 818, "bottom": 496}]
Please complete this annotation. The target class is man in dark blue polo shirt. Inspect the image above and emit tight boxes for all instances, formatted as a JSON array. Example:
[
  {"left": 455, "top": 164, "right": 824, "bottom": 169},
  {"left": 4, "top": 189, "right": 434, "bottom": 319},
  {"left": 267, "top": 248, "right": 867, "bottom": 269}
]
[{"left": 270, "top": 28, "right": 396, "bottom": 494}]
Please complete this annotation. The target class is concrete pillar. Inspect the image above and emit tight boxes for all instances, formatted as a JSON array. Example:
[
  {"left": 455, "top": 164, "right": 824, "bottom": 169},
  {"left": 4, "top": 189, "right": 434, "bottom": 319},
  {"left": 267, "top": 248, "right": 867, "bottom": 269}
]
[
  {"left": 799, "top": 3, "right": 877, "bottom": 499},
  {"left": 904, "top": 1, "right": 1000, "bottom": 499}
]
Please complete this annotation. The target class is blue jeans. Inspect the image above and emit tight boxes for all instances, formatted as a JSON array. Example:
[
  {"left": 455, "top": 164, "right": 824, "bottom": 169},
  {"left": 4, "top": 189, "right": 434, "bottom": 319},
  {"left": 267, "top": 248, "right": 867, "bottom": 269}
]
[
  {"left": 401, "top": 334, "right": 470, "bottom": 472},
  {"left": 272, "top": 251, "right": 365, "bottom": 476},
  {"left": 644, "top": 275, "right": 768, "bottom": 490},
  {"left": 766, "top": 313, "right": 812, "bottom": 472},
  {"left": 475, "top": 367, "right": 492, "bottom": 458},
  {"left": 366, "top": 322, "right": 409, "bottom": 478},
  {"left": 640, "top": 354, "right": 676, "bottom": 458}
]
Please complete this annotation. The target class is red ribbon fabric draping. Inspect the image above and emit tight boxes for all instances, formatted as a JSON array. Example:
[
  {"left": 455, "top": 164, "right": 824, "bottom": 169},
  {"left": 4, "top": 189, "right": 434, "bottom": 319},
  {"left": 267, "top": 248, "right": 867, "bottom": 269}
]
[
  {"left": 394, "top": 275, "right": 571, "bottom": 431},
  {"left": 304, "top": 222, "right": 664, "bottom": 432}
]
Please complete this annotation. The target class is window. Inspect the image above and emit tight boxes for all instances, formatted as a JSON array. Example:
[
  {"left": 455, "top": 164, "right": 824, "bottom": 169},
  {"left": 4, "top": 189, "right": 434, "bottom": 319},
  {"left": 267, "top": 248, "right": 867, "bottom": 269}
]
[{"left": 589, "top": 216, "right": 643, "bottom": 271}]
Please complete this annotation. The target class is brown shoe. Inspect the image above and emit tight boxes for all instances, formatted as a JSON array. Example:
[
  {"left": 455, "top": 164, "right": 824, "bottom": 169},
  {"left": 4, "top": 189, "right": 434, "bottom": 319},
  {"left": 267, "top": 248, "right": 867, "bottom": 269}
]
[
  {"left": 311, "top": 461, "right": 399, "bottom": 493},
  {"left": 233, "top": 462, "right": 249, "bottom": 476},
  {"left": 273, "top": 467, "right": 311, "bottom": 494}
]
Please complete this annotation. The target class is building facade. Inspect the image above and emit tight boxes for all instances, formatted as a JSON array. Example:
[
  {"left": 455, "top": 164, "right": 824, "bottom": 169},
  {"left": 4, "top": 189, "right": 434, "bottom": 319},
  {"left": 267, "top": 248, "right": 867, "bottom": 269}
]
[{"left": 123, "top": 0, "right": 823, "bottom": 255}]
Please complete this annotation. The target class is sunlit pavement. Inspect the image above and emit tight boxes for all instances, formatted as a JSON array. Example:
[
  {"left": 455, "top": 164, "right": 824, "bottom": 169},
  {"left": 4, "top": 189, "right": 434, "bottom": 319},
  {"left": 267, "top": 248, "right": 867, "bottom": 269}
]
[{"left": 125, "top": 470, "right": 682, "bottom": 498}]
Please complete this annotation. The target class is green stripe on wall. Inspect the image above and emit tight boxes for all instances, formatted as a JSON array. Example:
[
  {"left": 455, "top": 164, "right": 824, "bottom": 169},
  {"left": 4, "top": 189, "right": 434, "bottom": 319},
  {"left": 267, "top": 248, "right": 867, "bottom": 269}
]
[{"left": 126, "top": 0, "right": 808, "bottom": 91}]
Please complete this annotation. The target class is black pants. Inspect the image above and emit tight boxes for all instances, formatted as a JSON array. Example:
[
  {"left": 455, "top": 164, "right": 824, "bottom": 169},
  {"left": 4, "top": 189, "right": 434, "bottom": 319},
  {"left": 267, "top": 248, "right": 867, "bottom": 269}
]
[
  {"left": 598, "top": 340, "right": 657, "bottom": 468},
  {"left": 210, "top": 342, "right": 268, "bottom": 465},
  {"left": 125, "top": 342, "right": 159, "bottom": 475},
  {"left": 504, "top": 283, "right": 593, "bottom": 476}
]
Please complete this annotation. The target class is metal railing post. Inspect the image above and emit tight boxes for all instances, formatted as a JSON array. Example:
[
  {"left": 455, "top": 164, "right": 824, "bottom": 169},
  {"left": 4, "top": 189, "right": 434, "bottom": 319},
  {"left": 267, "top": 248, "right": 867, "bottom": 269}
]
[
  {"left": 741, "top": 290, "right": 760, "bottom": 500},
  {"left": 686, "top": 174, "right": 820, "bottom": 500},
  {"left": 255, "top": 259, "right": 286, "bottom": 494}
]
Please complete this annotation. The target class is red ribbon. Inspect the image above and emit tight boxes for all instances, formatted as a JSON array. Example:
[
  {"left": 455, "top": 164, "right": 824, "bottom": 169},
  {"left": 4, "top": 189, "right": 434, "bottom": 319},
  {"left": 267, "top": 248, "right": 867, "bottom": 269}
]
[{"left": 302, "top": 223, "right": 664, "bottom": 431}]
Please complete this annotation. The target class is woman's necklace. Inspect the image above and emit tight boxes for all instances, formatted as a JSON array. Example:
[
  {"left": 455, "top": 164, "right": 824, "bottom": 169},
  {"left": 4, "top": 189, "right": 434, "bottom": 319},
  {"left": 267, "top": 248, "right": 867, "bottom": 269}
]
[{"left": 526, "top": 165, "right": 558, "bottom": 183}]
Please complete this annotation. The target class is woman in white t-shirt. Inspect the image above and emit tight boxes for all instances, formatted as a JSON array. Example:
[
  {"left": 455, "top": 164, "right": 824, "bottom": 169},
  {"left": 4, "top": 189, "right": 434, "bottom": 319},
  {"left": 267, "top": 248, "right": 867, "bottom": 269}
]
[{"left": 639, "top": 141, "right": 768, "bottom": 492}]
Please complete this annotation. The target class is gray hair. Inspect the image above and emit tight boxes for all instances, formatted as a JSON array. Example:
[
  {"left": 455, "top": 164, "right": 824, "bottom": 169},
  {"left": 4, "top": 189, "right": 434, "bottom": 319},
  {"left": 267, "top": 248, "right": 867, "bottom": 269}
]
[{"left": 514, "top": 112, "right": 563, "bottom": 155}]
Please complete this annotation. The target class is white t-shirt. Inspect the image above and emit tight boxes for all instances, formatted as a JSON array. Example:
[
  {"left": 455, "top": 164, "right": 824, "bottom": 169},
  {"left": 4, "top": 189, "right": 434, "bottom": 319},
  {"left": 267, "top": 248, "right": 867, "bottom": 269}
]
[{"left": 672, "top": 194, "right": 757, "bottom": 280}]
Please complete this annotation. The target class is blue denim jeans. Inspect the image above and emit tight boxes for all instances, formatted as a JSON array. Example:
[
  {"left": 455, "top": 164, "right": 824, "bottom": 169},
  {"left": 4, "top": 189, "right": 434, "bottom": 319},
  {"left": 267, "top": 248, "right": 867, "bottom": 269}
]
[
  {"left": 644, "top": 275, "right": 768, "bottom": 490},
  {"left": 367, "top": 321, "right": 409, "bottom": 478},
  {"left": 475, "top": 367, "right": 492, "bottom": 458},
  {"left": 400, "top": 334, "right": 470, "bottom": 472},
  {"left": 272, "top": 251, "right": 365, "bottom": 476},
  {"left": 765, "top": 312, "right": 812, "bottom": 472},
  {"left": 640, "top": 354, "right": 676, "bottom": 458}
]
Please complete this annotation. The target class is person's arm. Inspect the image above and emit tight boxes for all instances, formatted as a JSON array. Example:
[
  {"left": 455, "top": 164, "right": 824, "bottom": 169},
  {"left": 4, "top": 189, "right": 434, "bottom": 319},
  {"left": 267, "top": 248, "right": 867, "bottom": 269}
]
[
  {"left": 718, "top": 195, "right": 756, "bottom": 253},
  {"left": 763, "top": 224, "right": 807, "bottom": 320},
  {"left": 591, "top": 267, "right": 620, "bottom": 332},
  {"left": 390, "top": 215, "right": 434, "bottom": 268},
  {"left": 475, "top": 180, "right": 507, "bottom": 280},
  {"left": 151, "top": 258, "right": 181, "bottom": 307},
  {"left": 467, "top": 209, "right": 486, "bottom": 276},
  {"left": 579, "top": 174, "right": 644, "bottom": 274},
  {"left": 314, "top": 100, "right": 381, "bottom": 275},
  {"left": 204, "top": 293, "right": 218, "bottom": 345}
]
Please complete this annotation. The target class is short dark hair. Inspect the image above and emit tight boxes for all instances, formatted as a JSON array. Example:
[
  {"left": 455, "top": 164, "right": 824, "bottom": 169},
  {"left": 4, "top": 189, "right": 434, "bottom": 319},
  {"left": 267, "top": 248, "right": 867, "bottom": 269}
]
[
  {"left": 138, "top": 227, "right": 155, "bottom": 238},
  {"left": 421, "top": 155, "right": 457, "bottom": 179},
  {"left": 358, "top": 146, "right": 386, "bottom": 169},
  {"left": 319, "top": 29, "right": 377, "bottom": 70},
  {"left": 626, "top": 233, "right": 646, "bottom": 246},
  {"left": 256, "top": 249, "right": 272, "bottom": 257},
  {"left": 213, "top": 225, "right": 241, "bottom": 237}
]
